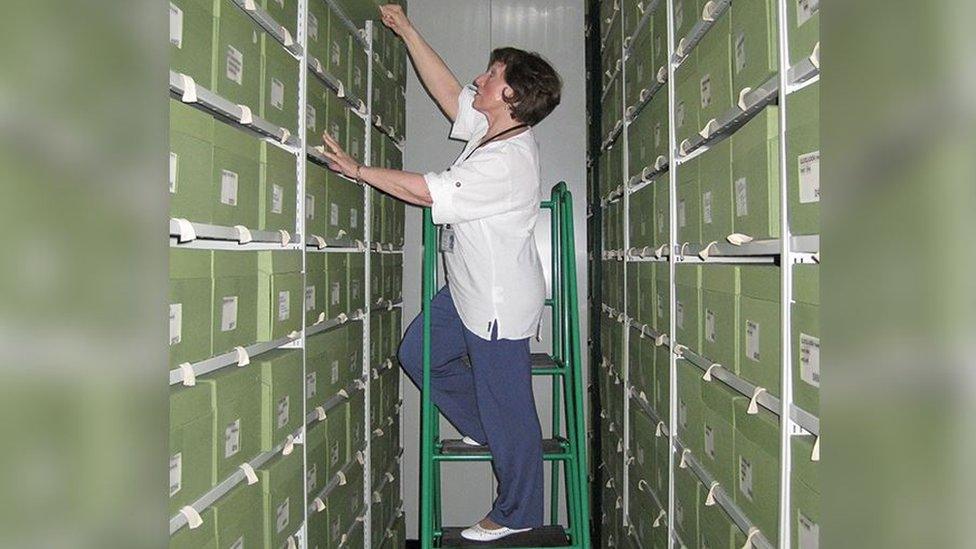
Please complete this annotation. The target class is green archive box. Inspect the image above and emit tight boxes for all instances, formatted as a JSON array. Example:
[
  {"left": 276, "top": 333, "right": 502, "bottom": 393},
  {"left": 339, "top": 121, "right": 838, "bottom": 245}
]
[
  {"left": 261, "top": 35, "right": 299, "bottom": 136},
  {"left": 170, "top": 248, "right": 212, "bottom": 368},
  {"left": 654, "top": 262, "right": 670, "bottom": 333},
  {"left": 648, "top": 86, "right": 669, "bottom": 163},
  {"left": 699, "top": 495, "right": 747, "bottom": 549},
  {"left": 369, "top": 312, "right": 383, "bottom": 368},
  {"left": 199, "top": 364, "right": 262, "bottom": 481},
  {"left": 738, "top": 266, "right": 781, "bottom": 396},
  {"left": 674, "top": 465, "right": 701, "bottom": 548},
  {"left": 626, "top": 30, "right": 653, "bottom": 109},
  {"left": 212, "top": 120, "right": 261, "bottom": 228},
  {"left": 327, "top": 173, "right": 361, "bottom": 243},
  {"left": 306, "top": 160, "right": 330, "bottom": 239},
  {"left": 626, "top": 261, "right": 639, "bottom": 310},
  {"left": 634, "top": 330, "right": 657, "bottom": 398},
  {"left": 792, "top": 436, "right": 821, "bottom": 549},
  {"left": 258, "top": 450, "right": 304, "bottom": 547},
  {"left": 787, "top": 0, "right": 819, "bottom": 63},
  {"left": 630, "top": 185, "right": 654, "bottom": 253},
  {"left": 212, "top": 250, "right": 259, "bottom": 355},
  {"left": 627, "top": 326, "right": 644, "bottom": 392},
  {"left": 674, "top": 0, "right": 701, "bottom": 43},
  {"left": 345, "top": 320, "right": 364, "bottom": 386},
  {"left": 262, "top": 0, "right": 298, "bottom": 41},
  {"left": 303, "top": 416, "right": 325, "bottom": 491},
  {"left": 627, "top": 112, "right": 648, "bottom": 182},
  {"left": 730, "top": 0, "right": 778, "bottom": 97},
  {"left": 732, "top": 398, "right": 781, "bottom": 544},
  {"left": 675, "top": 264, "right": 701, "bottom": 353},
  {"left": 370, "top": 252, "right": 384, "bottom": 302},
  {"left": 390, "top": 253, "right": 403, "bottom": 301},
  {"left": 306, "top": 325, "right": 348, "bottom": 407},
  {"left": 306, "top": 251, "right": 327, "bottom": 327},
  {"left": 326, "top": 15, "right": 350, "bottom": 85},
  {"left": 169, "top": 0, "right": 215, "bottom": 88},
  {"left": 171, "top": 508, "right": 217, "bottom": 549},
  {"left": 793, "top": 264, "right": 819, "bottom": 414},
  {"left": 347, "top": 103, "right": 367, "bottom": 168},
  {"left": 701, "top": 265, "right": 740, "bottom": 373},
  {"left": 699, "top": 138, "right": 733, "bottom": 244},
  {"left": 259, "top": 349, "right": 303, "bottom": 451},
  {"left": 348, "top": 33, "right": 368, "bottom": 102},
  {"left": 677, "top": 360, "right": 705, "bottom": 458},
  {"left": 212, "top": 479, "right": 264, "bottom": 549},
  {"left": 347, "top": 252, "right": 365, "bottom": 312},
  {"left": 260, "top": 142, "right": 297, "bottom": 233},
  {"left": 675, "top": 49, "right": 700, "bottom": 148},
  {"left": 653, "top": 176, "right": 670, "bottom": 251},
  {"left": 653, "top": 345, "right": 671, "bottom": 420},
  {"left": 307, "top": 69, "right": 330, "bottom": 147},
  {"left": 169, "top": 384, "right": 215, "bottom": 514},
  {"left": 731, "top": 106, "right": 780, "bottom": 240},
  {"left": 257, "top": 250, "right": 303, "bottom": 340},
  {"left": 677, "top": 156, "right": 701, "bottom": 245},
  {"left": 306, "top": 0, "right": 330, "bottom": 66},
  {"left": 701, "top": 379, "right": 744, "bottom": 491},
  {"left": 325, "top": 89, "right": 348, "bottom": 149},
  {"left": 787, "top": 81, "right": 820, "bottom": 236},
  {"left": 213, "top": 0, "right": 262, "bottom": 112},
  {"left": 650, "top": 0, "right": 668, "bottom": 76},
  {"left": 697, "top": 15, "right": 733, "bottom": 127},
  {"left": 326, "top": 252, "right": 348, "bottom": 317},
  {"left": 327, "top": 400, "right": 351, "bottom": 477},
  {"left": 389, "top": 307, "right": 403, "bottom": 358},
  {"left": 170, "top": 99, "right": 214, "bottom": 224}
]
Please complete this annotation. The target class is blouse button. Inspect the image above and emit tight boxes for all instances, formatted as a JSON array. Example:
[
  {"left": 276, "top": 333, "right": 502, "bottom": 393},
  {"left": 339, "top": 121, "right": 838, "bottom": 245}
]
[{"left": 455, "top": 182, "right": 461, "bottom": 187}]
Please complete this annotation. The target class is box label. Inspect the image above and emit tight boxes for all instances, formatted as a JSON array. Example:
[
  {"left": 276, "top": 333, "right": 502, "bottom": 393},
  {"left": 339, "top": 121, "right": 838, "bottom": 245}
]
[
  {"left": 278, "top": 290, "right": 290, "bottom": 321},
  {"left": 677, "top": 199, "right": 686, "bottom": 228},
  {"left": 306, "top": 104, "right": 317, "bottom": 132},
  {"left": 305, "top": 285, "right": 315, "bottom": 312},
  {"left": 675, "top": 498, "right": 684, "bottom": 528},
  {"left": 306, "top": 372, "right": 317, "bottom": 399},
  {"left": 636, "top": 444, "right": 645, "bottom": 465},
  {"left": 169, "top": 452, "right": 182, "bottom": 496},
  {"left": 800, "top": 332, "right": 821, "bottom": 388},
  {"left": 329, "top": 440, "right": 340, "bottom": 467},
  {"left": 738, "top": 455, "right": 754, "bottom": 501},
  {"left": 676, "top": 300, "right": 684, "bottom": 329},
  {"left": 350, "top": 208, "right": 358, "bottom": 229},
  {"left": 704, "top": 425, "right": 715, "bottom": 459},
  {"left": 702, "top": 190, "right": 713, "bottom": 224},
  {"left": 734, "top": 177, "right": 748, "bottom": 217},
  {"left": 221, "top": 296, "right": 238, "bottom": 332},
  {"left": 305, "top": 194, "right": 315, "bottom": 219},
  {"left": 224, "top": 418, "right": 241, "bottom": 458},
  {"left": 276, "top": 395, "right": 290, "bottom": 429},
  {"left": 331, "top": 40, "right": 342, "bottom": 67},
  {"left": 226, "top": 45, "right": 244, "bottom": 86},
  {"left": 169, "top": 152, "right": 178, "bottom": 193},
  {"left": 654, "top": 121, "right": 662, "bottom": 149},
  {"left": 331, "top": 359, "right": 340, "bottom": 384},
  {"left": 169, "top": 303, "right": 182, "bottom": 345},
  {"left": 657, "top": 208, "right": 665, "bottom": 234},
  {"left": 678, "top": 398, "right": 687, "bottom": 429},
  {"left": 798, "top": 151, "right": 820, "bottom": 203},
  {"left": 734, "top": 32, "right": 747, "bottom": 74},
  {"left": 354, "top": 66, "right": 362, "bottom": 88},
  {"left": 330, "top": 121, "right": 339, "bottom": 141},
  {"left": 797, "top": 0, "right": 819, "bottom": 26},
  {"left": 657, "top": 291, "right": 664, "bottom": 319},
  {"left": 271, "top": 78, "right": 285, "bottom": 110},
  {"left": 272, "top": 184, "right": 284, "bottom": 214},
  {"left": 306, "top": 463, "right": 317, "bottom": 493},
  {"left": 798, "top": 511, "right": 820, "bottom": 549},
  {"left": 308, "top": 12, "right": 318, "bottom": 43},
  {"left": 700, "top": 73, "right": 712, "bottom": 109},
  {"left": 221, "top": 169, "right": 239, "bottom": 206},
  {"left": 331, "top": 281, "right": 340, "bottom": 305},
  {"left": 330, "top": 202, "right": 340, "bottom": 226},
  {"left": 169, "top": 3, "right": 183, "bottom": 48},
  {"left": 746, "top": 319, "right": 760, "bottom": 361},
  {"left": 230, "top": 536, "right": 244, "bottom": 549},
  {"left": 674, "top": 0, "right": 684, "bottom": 31},
  {"left": 705, "top": 309, "right": 717, "bottom": 343},
  {"left": 351, "top": 279, "right": 360, "bottom": 300},
  {"left": 676, "top": 101, "right": 685, "bottom": 129},
  {"left": 331, "top": 515, "right": 342, "bottom": 543},
  {"left": 276, "top": 497, "right": 290, "bottom": 533}
]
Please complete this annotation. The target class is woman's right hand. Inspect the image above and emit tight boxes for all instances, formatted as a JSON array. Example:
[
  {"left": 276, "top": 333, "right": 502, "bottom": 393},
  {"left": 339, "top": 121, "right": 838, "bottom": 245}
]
[{"left": 378, "top": 4, "right": 413, "bottom": 38}]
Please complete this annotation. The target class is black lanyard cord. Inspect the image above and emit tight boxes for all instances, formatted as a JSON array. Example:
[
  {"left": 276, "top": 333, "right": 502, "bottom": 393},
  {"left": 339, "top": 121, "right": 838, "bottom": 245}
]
[{"left": 461, "top": 123, "right": 529, "bottom": 162}]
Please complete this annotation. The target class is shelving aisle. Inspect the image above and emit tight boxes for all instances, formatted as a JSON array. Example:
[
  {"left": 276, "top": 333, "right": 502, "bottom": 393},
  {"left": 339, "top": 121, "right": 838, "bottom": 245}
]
[
  {"left": 168, "top": 0, "right": 408, "bottom": 547},
  {"left": 587, "top": 0, "right": 819, "bottom": 547}
]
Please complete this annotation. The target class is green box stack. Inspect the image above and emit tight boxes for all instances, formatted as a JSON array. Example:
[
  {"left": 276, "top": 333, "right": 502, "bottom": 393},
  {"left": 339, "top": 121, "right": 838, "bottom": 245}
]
[
  {"left": 787, "top": 81, "right": 820, "bottom": 235},
  {"left": 213, "top": 0, "right": 263, "bottom": 113},
  {"left": 732, "top": 398, "right": 781, "bottom": 543},
  {"left": 731, "top": 0, "right": 778, "bottom": 96},
  {"left": 170, "top": 248, "right": 212, "bottom": 368},
  {"left": 212, "top": 250, "right": 259, "bottom": 355},
  {"left": 169, "top": 0, "right": 215, "bottom": 87},
  {"left": 699, "top": 138, "right": 733, "bottom": 244},
  {"left": 257, "top": 250, "right": 303, "bottom": 340},
  {"left": 258, "top": 450, "right": 304, "bottom": 546},
  {"left": 677, "top": 155, "right": 701, "bottom": 245},
  {"left": 701, "top": 265, "right": 740, "bottom": 372},
  {"left": 792, "top": 434, "right": 820, "bottom": 549},
  {"left": 259, "top": 349, "right": 303, "bottom": 451},
  {"left": 787, "top": 0, "right": 819, "bottom": 63},
  {"left": 731, "top": 106, "right": 780, "bottom": 241},
  {"left": 675, "top": 264, "right": 702, "bottom": 353},
  {"left": 697, "top": 15, "right": 732, "bottom": 127},
  {"left": 170, "top": 99, "right": 214, "bottom": 224},
  {"left": 212, "top": 117, "right": 262, "bottom": 228},
  {"left": 326, "top": 252, "right": 348, "bottom": 318},
  {"left": 212, "top": 479, "right": 264, "bottom": 549},
  {"left": 260, "top": 142, "right": 297, "bottom": 233},
  {"left": 738, "top": 265, "right": 781, "bottom": 396},
  {"left": 701, "top": 378, "right": 744, "bottom": 490},
  {"left": 792, "top": 264, "right": 819, "bottom": 414},
  {"left": 199, "top": 364, "right": 262, "bottom": 481},
  {"left": 306, "top": 325, "right": 348, "bottom": 408},
  {"left": 261, "top": 35, "right": 300, "bottom": 136},
  {"left": 677, "top": 360, "right": 705, "bottom": 458},
  {"left": 169, "top": 383, "right": 215, "bottom": 514}
]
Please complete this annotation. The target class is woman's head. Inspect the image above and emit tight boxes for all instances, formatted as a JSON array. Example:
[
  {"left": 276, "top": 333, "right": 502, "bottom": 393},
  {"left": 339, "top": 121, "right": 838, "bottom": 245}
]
[{"left": 472, "top": 47, "right": 562, "bottom": 126}]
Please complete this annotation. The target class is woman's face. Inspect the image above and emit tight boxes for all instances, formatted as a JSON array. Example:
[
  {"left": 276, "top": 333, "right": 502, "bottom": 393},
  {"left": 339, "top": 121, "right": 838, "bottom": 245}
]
[{"left": 472, "top": 62, "right": 513, "bottom": 116}]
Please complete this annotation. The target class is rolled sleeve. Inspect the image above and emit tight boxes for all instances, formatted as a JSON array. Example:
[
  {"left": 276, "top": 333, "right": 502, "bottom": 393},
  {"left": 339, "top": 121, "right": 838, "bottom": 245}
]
[
  {"left": 450, "top": 85, "right": 488, "bottom": 141},
  {"left": 424, "top": 147, "right": 513, "bottom": 225}
]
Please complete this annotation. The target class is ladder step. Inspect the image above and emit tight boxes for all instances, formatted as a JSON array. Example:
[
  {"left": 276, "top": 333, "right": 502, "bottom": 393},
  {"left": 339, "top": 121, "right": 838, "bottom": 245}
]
[
  {"left": 530, "top": 353, "right": 557, "bottom": 368},
  {"left": 439, "top": 525, "right": 572, "bottom": 547},
  {"left": 436, "top": 438, "right": 569, "bottom": 460}
]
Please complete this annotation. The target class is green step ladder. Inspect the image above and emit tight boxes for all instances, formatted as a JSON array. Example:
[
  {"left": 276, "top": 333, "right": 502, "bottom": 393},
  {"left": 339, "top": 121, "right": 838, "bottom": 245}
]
[{"left": 418, "top": 183, "right": 591, "bottom": 548}]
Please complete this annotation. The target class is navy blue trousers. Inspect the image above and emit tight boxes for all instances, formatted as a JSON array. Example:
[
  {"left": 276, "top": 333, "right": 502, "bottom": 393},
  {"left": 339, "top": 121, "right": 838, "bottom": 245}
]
[{"left": 397, "top": 284, "right": 544, "bottom": 529}]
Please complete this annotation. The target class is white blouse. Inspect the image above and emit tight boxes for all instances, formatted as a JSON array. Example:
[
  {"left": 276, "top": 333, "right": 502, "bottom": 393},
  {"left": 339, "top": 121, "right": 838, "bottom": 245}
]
[{"left": 424, "top": 84, "right": 546, "bottom": 341}]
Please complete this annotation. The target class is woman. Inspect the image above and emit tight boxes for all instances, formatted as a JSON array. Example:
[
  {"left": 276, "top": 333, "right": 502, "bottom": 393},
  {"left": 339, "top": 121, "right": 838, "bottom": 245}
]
[{"left": 319, "top": 3, "right": 562, "bottom": 542}]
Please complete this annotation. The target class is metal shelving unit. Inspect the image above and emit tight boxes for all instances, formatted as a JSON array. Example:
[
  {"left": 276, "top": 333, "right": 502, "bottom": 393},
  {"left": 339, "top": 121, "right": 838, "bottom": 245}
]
[
  {"left": 591, "top": 0, "right": 821, "bottom": 548},
  {"left": 169, "top": 1, "right": 404, "bottom": 547}
]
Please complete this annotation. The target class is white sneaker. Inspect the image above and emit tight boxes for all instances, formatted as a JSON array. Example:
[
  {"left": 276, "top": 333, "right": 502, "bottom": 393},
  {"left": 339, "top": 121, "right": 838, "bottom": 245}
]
[
  {"left": 462, "top": 436, "right": 484, "bottom": 446},
  {"left": 459, "top": 522, "right": 532, "bottom": 542}
]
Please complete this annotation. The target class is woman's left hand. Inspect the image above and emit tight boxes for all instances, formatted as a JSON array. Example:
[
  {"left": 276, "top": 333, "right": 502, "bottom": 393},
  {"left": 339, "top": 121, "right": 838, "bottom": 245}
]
[{"left": 320, "top": 131, "right": 361, "bottom": 180}]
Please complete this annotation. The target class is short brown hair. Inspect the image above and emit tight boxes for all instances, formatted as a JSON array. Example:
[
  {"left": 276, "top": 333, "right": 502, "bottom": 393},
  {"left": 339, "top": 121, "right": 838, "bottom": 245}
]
[{"left": 489, "top": 47, "right": 562, "bottom": 126}]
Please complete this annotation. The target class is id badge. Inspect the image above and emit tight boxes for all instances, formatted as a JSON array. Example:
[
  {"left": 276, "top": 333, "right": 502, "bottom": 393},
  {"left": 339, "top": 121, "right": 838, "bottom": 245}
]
[{"left": 439, "top": 224, "right": 456, "bottom": 253}]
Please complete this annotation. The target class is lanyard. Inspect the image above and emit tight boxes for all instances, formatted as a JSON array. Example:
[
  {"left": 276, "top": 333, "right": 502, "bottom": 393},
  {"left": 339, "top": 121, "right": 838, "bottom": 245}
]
[{"left": 460, "top": 123, "right": 529, "bottom": 163}]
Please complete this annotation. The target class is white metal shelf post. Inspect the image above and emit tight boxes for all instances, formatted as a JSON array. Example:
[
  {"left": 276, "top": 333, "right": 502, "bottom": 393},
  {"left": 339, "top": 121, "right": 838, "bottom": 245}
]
[
  {"left": 296, "top": 0, "right": 310, "bottom": 544},
  {"left": 362, "top": 18, "right": 375, "bottom": 549},
  {"left": 664, "top": 0, "right": 677, "bottom": 547},
  {"left": 620, "top": 1, "right": 632, "bottom": 530}
]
